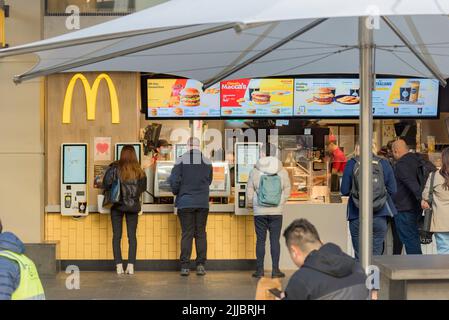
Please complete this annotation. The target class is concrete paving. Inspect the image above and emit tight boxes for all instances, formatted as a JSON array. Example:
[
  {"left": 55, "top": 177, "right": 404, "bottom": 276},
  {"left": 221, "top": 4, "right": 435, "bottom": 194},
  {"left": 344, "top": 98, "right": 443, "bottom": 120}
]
[{"left": 41, "top": 271, "right": 295, "bottom": 300}]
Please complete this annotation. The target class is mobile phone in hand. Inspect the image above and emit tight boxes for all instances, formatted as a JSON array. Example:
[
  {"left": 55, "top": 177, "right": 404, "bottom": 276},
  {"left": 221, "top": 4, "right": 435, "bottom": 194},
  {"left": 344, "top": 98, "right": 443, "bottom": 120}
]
[{"left": 268, "top": 288, "right": 283, "bottom": 299}]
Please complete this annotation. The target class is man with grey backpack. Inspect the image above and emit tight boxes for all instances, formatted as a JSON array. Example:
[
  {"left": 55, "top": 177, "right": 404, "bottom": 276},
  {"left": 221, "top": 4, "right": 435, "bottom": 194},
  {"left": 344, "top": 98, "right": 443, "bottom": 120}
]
[
  {"left": 341, "top": 142, "right": 397, "bottom": 260},
  {"left": 247, "top": 143, "right": 291, "bottom": 279}
]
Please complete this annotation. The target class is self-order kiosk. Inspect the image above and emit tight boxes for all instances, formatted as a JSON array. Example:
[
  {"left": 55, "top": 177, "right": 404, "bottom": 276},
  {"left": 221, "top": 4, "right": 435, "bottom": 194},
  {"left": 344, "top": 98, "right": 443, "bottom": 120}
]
[
  {"left": 234, "top": 142, "right": 261, "bottom": 215},
  {"left": 61, "top": 143, "right": 89, "bottom": 216}
]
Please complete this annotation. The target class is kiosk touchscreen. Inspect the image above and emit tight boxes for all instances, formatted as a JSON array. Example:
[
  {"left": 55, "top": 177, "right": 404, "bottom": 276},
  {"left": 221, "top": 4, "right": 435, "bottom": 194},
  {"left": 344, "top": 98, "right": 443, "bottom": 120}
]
[
  {"left": 234, "top": 142, "right": 261, "bottom": 215},
  {"left": 115, "top": 143, "right": 143, "bottom": 163},
  {"left": 61, "top": 143, "right": 88, "bottom": 216}
]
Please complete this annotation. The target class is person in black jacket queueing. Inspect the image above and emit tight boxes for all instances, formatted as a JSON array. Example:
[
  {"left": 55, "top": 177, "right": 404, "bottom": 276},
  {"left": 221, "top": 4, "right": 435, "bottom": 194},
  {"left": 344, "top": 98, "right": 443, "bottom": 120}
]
[
  {"left": 281, "top": 219, "right": 369, "bottom": 300},
  {"left": 391, "top": 139, "right": 423, "bottom": 255},
  {"left": 103, "top": 145, "right": 147, "bottom": 275},
  {"left": 168, "top": 137, "right": 213, "bottom": 277}
]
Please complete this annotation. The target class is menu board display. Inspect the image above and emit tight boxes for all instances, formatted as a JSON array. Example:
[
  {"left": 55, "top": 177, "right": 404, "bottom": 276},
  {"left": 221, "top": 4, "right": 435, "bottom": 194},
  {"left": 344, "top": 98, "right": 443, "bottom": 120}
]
[
  {"left": 294, "top": 78, "right": 360, "bottom": 117},
  {"left": 236, "top": 144, "right": 260, "bottom": 183},
  {"left": 372, "top": 78, "right": 439, "bottom": 117},
  {"left": 146, "top": 79, "right": 220, "bottom": 118},
  {"left": 221, "top": 79, "right": 294, "bottom": 117},
  {"left": 294, "top": 78, "right": 439, "bottom": 118}
]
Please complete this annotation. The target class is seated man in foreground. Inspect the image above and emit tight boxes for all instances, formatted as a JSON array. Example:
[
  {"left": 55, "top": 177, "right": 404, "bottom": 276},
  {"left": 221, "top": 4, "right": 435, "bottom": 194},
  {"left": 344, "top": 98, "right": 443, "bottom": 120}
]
[{"left": 282, "top": 219, "right": 369, "bottom": 300}]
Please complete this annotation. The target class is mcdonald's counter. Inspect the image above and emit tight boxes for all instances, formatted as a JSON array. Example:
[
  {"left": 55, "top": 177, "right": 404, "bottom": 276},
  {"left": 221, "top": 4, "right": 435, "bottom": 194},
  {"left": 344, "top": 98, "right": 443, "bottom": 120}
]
[{"left": 44, "top": 200, "right": 349, "bottom": 270}]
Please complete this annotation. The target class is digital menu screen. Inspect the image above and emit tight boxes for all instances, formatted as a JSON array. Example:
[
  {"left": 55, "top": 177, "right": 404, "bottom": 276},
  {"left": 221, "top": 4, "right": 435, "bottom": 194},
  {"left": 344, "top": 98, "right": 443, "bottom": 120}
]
[
  {"left": 63, "top": 145, "right": 87, "bottom": 184},
  {"left": 294, "top": 78, "right": 439, "bottom": 118},
  {"left": 372, "top": 78, "right": 439, "bottom": 117},
  {"left": 146, "top": 79, "right": 220, "bottom": 118},
  {"left": 236, "top": 144, "right": 260, "bottom": 183},
  {"left": 221, "top": 78, "right": 294, "bottom": 117}
]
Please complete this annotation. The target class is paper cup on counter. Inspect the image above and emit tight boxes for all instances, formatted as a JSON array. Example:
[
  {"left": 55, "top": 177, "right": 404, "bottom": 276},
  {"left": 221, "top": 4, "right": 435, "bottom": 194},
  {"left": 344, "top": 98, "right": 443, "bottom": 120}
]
[{"left": 97, "top": 194, "right": 110, "bottom": 214}]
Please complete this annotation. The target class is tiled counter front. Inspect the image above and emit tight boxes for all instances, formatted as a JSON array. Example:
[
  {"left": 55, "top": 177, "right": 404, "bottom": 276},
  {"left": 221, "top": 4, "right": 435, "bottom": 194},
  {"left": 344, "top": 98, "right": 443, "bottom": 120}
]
[{"left": 45, "top": 213, "right": 256, "bottom": 260}]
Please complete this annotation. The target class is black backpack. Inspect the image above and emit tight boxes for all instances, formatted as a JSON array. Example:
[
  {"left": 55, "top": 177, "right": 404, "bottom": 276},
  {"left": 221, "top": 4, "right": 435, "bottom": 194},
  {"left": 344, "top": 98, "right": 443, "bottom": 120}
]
[
  {"left": 350, "top": 156, "right": 388, "bottom": 212},
  {"left": 416, "top": 155, "right": 437, "bottom": 194}
]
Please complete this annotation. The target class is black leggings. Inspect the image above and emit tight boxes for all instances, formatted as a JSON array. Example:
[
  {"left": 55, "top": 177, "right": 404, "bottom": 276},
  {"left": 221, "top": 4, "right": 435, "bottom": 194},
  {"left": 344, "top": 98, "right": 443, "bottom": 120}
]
[{"left": 111, "top": 208, "right": 139, "bottom": 265}]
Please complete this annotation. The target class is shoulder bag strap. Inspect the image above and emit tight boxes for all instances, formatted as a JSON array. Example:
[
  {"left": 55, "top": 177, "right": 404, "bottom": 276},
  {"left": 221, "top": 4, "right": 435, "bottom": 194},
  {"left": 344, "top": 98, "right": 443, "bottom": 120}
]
[{"left": 428, "top": 171, "right": 436, "bottom": 206}]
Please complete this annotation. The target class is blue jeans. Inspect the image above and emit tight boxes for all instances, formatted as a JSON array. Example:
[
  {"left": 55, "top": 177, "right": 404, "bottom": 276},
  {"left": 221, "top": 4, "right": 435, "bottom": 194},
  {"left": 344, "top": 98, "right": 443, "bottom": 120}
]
[
  {"left": 395, "top": 211, "right": 422, "bottom": 255},
  {"left": 254, "top": 215, "right": 282, "bottom": 271},
  {"left": 349, "top": 216, "right": 388, "bottom": 261},
  {"left": 435, "top": 233, "right": 449, "bottom": 254}
]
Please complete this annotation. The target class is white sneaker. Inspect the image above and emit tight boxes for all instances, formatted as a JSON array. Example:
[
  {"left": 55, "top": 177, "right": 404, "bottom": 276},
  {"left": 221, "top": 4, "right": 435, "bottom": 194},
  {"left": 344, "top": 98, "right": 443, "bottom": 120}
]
[
  {"left": 125, "top": 263, "right": 134, "bottom": 275},
  {"left": 116, "top": 263, "right": 124, "bottom": 275}
]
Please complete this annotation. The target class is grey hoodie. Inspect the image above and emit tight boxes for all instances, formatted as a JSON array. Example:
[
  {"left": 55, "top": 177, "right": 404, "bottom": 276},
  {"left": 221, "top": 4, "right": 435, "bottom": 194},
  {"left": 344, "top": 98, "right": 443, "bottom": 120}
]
[{"left": 246, "top": 156, "right": 291, "bottom": 216}]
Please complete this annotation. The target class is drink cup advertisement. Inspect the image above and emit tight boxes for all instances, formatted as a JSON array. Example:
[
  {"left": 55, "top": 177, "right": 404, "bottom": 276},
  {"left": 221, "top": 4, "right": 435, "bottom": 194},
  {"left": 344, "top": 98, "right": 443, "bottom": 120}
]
[
  {"left": 294, "top": 78, "right": 360, "bottom": 117},
  {"left": 146, "top": 79, "right": 220, "bottom": 118},
  {"left": 372, "top": 78, "right": 439, "bottom": 117},
  {"left": 221, "top": 78, "right": 294, "bottom": 117}
]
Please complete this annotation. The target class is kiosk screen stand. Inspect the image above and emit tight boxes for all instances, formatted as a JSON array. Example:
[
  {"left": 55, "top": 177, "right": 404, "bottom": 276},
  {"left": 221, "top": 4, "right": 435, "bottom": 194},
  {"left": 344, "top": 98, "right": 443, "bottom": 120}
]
[
  {"left": 234, "top": 142, "right": 261, "bottom": 215},
  {"left": 61, "top": 144, "right": 88, "bottom": 216}
]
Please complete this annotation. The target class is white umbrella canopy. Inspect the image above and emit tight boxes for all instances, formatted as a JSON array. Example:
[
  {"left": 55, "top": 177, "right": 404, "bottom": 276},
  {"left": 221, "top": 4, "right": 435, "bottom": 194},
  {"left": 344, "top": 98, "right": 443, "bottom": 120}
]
[{"left": 1, "top": 0, "right": 449, "bottom": 83}]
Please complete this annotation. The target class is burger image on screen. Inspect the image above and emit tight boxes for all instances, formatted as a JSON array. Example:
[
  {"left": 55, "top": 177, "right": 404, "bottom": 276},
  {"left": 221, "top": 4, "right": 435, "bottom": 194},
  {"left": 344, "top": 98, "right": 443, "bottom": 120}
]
[
  {"left": 180, "top": 88, "right": 201, "bottom": 107},
  {"left": 312, "top": 88, "right": 334, "bottom": 105},
  {"left": 251, "top": 91, "right": 271, "bottom": 105}
]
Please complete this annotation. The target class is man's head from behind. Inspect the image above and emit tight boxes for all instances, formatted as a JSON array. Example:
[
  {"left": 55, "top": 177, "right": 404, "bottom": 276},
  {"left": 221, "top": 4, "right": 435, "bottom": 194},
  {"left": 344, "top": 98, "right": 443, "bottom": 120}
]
[
  {"left": 187, "top": 137, "right": 200, "bottom": 150},
  {"left": 392, "top": 139, "right": 409, "bottom": 160},
  {"left": 283, "top": 219, "right": 322, "bottom": 268},
  {"left": 326, "top": 135, "right": 338, "bottom": 152},
  {"left": 0, "top": 218, "right": 2, "bottom": 233}
]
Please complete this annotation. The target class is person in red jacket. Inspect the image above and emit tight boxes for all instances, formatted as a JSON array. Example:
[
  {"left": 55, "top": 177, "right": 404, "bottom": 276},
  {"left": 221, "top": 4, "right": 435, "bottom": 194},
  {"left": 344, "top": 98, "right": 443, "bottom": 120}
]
[{"left": 327, "top": 135, "right": 347, "bottom": 174}]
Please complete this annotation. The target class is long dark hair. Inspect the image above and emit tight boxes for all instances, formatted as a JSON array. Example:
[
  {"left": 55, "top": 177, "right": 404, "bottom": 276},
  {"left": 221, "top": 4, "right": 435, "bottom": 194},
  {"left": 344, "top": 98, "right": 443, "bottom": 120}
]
[
  {"left": 118, "top": 145, "right": 145, "bottom": 181},
  {"left": 440, "top": 147, "right": 449, "bottom": 190}
]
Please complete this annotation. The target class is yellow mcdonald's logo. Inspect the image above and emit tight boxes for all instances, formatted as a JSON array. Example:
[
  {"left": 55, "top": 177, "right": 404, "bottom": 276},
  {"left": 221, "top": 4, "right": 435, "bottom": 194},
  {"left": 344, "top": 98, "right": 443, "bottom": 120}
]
[
  {"left": 0, "top": 7, "right": 5, "bottom": 48},
  {"left": 62, "top": 73, "right": 120, "bottom": 124}
]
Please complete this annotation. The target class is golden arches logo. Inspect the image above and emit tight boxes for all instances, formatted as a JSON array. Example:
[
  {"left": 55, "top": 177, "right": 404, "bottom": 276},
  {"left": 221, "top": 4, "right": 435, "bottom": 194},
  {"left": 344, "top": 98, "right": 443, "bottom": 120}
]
[{"left": 62, "top": 73, "right": 120, "bottom": 124}]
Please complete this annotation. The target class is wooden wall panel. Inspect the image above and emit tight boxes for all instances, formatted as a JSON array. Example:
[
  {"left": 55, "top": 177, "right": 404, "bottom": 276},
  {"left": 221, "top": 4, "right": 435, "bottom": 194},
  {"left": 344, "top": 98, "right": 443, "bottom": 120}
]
[{"left": 46, "top": 72, "right": 140, "bottom": 205}]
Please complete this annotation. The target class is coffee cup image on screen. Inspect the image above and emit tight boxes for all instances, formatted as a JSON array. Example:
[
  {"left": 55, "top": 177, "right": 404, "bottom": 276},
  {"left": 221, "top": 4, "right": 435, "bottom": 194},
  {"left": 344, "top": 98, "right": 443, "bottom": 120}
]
[
  {"left": 409, "top": 81, "right": 421, "bottom": 102},
  {"left": 399, "top": 86, "right": 411, "bottom": 102}
]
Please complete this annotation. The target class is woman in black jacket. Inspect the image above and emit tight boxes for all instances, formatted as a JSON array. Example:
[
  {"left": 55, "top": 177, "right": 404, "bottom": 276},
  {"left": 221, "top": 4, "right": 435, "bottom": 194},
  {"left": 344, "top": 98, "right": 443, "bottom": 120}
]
[{"left": 103, "top": 145, "right": 147, "bottom": 275}]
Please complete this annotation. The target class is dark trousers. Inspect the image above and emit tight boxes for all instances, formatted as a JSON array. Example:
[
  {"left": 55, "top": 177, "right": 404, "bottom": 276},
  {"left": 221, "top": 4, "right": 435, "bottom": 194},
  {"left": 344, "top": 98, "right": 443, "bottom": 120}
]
[
  {"left": 387, "top": 216, "right": 404, "bottom": 255},
  {"left": 349, "top": 216, "right": 387, "bottom": 261},
  {"left": 254, "top": 215, "right": 283, "bottom": 272},
  {"left": 395, "top": 211, "right": 422, "bottom": 255},
  {"left": 111, "top": 207, "right": 139, "bottom": 265},
  {"left": 177, "top": 208, "right": 209, "bottom": 269}
]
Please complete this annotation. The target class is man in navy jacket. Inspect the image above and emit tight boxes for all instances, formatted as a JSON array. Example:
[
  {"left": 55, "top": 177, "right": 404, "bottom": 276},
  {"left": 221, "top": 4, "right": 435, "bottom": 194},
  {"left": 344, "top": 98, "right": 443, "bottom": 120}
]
[
  {"left": 168, "top": 137, "right": 213, "bottom": 276},
  {"left": 391, "top": 139, "right": 423, "bottom": 254},
  {"left": 341, "top": 144, "right": 397, "bottom": 260}
]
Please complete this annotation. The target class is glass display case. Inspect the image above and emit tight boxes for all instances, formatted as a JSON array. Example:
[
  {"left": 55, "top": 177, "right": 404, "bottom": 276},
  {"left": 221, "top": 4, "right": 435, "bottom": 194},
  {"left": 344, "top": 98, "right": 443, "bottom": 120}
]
[
  {"left": 279, "top": 135, "right": 331, "bottom": 202},
  {"left": 153, "top": 160, "right": 232, "bottom": 198},
  {"left": 154, "top": 161, "right": 175, "bottom": 197}
]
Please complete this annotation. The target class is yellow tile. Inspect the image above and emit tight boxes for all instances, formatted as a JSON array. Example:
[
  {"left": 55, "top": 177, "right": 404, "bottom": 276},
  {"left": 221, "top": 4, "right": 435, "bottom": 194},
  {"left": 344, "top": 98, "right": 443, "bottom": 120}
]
[{"left": 168, "top": 251, "right": 177, "bottom": 259}]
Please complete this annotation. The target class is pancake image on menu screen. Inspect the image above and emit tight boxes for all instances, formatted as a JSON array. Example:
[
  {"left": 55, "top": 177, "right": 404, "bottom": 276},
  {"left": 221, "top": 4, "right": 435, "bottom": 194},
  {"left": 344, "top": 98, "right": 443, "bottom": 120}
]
[
  {"left": 251, "top": 91, "right": 271, "bottom": 104},
  {"left": 180, "top": 88, "right": 201, "bottom": 106}
]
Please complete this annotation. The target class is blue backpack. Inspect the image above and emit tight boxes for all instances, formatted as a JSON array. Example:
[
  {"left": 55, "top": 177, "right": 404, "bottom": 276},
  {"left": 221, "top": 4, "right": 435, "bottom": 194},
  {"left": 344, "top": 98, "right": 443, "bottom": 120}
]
[{"left": 258, "top": 174, "right": 282, "bottom": 207}]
